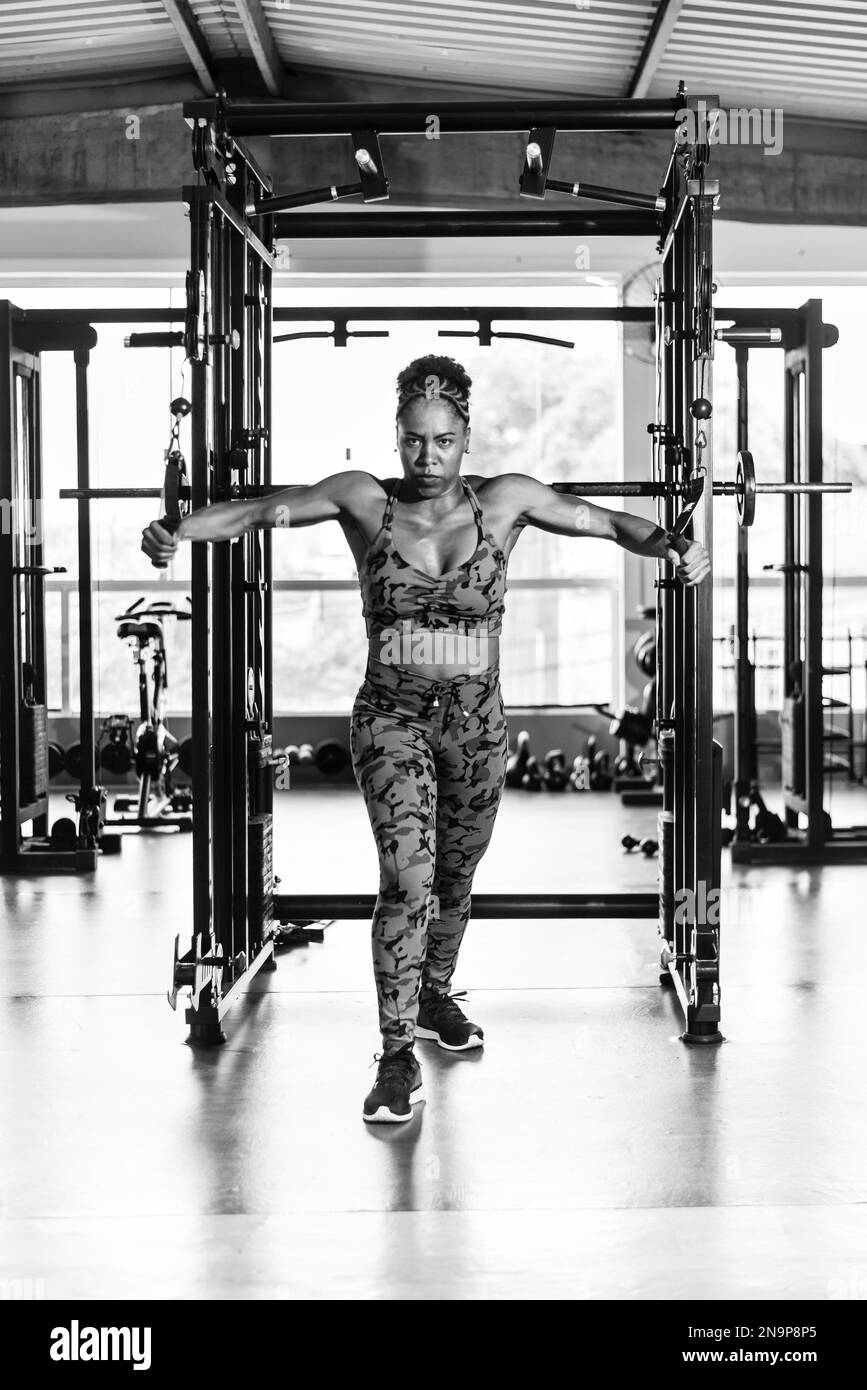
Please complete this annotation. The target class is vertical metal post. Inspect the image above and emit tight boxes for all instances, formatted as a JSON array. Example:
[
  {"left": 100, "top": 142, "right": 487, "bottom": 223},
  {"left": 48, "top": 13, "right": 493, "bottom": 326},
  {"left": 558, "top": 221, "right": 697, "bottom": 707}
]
[
  {"left": 688, "top": 186, "right": 719, "bottom": 1043},
  {"left": 229, "top": 204, "right": 249, "bottom": 968},
  {"left": 74, "top": 347, "right": 97, "bottom": 810},
  {"left": 657, "top": 126, "right": 722, "bottom": 1043},
  {"left": 181, "top": 111, "right": 277, "bottom": 1041},
  {"left": 733, "top": 347, "right": 753, "bottom": 840},
  {"left": 187, "top": 190, "right": 224, "bottom": 1041},
  {"left": 0, "top": 302, "right": 21, "bottom": 864},
  {"left": 803, "top": 300, "right": 826, "bottom": 848},
  {"left": 782, "top": 347, "right": 799, "bottom": 827}
]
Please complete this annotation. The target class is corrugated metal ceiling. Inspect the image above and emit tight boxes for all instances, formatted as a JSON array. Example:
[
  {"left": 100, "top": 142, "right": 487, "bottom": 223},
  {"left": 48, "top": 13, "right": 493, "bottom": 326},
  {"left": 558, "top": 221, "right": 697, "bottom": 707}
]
[
  {"left": 0, "top": 1, "right": 189, "bottom": 87},
  {"left": 652, "top": 1, "right": 867, "bottom": 121},
  {"left": 0, "top": 0, "right": 864, "bottom": 123},
  {"left": 262, "top": 1, "right": 654, "bottom": 96}
]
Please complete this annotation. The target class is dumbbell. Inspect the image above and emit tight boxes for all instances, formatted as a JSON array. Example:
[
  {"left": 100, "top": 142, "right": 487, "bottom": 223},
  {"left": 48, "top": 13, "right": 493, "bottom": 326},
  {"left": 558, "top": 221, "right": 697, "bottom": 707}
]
[
  {"left": 542, "top": 749, "right": 569, "bottom": 792},
  {"left": 621, "top": 834, "right": 659, "bottom": 857},
  {"left": 177, "top": 736, "right": 194, "bottom": 778},
  {"left": 51, "top": 817, "right": 78, "bottom": 848},
  {"left": 47, "top": 742, "right": 66, "bottom": 780},
  {"left": 569, "top": 754, "right": 589, "bottom": 791},
  {"left": 609, "top": 706, "right": 653, "bottom": 746},
  {"left": 63, "top": 742, "right": 82, "bottom": 779},
  {"left": 584, "top": 736, "right": 612, "bottom": 791},
  {"left": 100, "top": 736, "right": 133, "bottom": 776},
  {"left": 522, "top": 754, "right": 544, "bottom": 791},
  {"left": 506, "top": 730, "right": 532, "bottom": 789},
  {"left": 632, "top": 630, "right": 656, "bottom": 678},
  {"left": 313, "top": 740, "right": 349, "bottom": 775}
]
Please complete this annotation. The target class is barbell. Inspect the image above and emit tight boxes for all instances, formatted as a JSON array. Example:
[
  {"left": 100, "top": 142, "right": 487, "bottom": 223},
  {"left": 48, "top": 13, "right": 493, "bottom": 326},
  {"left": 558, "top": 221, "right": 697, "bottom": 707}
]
[
  {"left": 551, "top": 452, "right": 850, "bottom": 529},
  {"left": 60, "top": 450, "right": 850, "bottom": 530}
]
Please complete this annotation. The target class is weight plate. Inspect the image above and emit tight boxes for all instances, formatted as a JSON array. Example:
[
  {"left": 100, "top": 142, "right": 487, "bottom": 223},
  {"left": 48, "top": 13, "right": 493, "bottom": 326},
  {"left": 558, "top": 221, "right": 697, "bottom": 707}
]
[
  {"left": 184, "top": 268, "right": 206, "bottom": 363},
  {"left": 163, "top": 450, "right": 190, "bottom": 522},
  {"left": 736, "top": 450, "right": 756, "bottom": 528}
]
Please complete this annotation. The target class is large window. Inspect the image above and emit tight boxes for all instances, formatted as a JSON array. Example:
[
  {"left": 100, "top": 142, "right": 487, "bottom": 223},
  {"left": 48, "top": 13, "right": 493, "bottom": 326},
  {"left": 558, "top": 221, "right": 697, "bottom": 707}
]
[
  {"left": 12, "top": 279, "right": 863, "bottom": 718},
  {"left": 16, "top": 285, "right": 623, "bottom": 715},
  {"left": 269, "top": 297, "right": 622, "bottom": 709}
]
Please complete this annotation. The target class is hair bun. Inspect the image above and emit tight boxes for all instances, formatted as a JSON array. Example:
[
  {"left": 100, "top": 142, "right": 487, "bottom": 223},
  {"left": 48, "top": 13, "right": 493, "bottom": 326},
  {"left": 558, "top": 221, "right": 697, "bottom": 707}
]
[{"left": 396, "top": 354, "right": 472, "bottom": 421}]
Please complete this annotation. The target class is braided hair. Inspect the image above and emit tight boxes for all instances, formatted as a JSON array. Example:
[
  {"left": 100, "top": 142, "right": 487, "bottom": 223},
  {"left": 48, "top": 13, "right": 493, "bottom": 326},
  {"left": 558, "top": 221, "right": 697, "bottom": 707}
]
[{"left": 395, "top": 355, "right": 472, "bottom": 425}]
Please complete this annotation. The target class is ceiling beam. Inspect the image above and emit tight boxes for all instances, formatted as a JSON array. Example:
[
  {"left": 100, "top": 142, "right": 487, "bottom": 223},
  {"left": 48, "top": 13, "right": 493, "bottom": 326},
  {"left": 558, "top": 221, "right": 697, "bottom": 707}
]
[
  {"left": 3, "top": 108, "right": 867, "bottom": 228},
  {"left": 160, "top": 0, "right": 218, "bottom": 96},
  {"left": 234, "top": 0, "right": 285, "bottom": 97},
  {"left": 627, "top": 0, "right": 687, "bottom": 99}
]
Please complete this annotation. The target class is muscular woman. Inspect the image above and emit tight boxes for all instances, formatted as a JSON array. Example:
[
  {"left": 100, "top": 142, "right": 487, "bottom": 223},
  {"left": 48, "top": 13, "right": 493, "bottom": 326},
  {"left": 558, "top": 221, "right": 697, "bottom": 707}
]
[{"left": 142, "top": 355, "right": 710, "bottom": 1124}]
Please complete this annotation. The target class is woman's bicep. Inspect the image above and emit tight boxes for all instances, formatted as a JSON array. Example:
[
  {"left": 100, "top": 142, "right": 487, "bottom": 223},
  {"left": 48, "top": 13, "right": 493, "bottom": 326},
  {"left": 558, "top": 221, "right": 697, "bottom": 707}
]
[
  {"left": 254, "top": 471, "right": 364, "bottom": 529},
  {"left": 517, "top": 477, "right": 616, "bottom": 539}
]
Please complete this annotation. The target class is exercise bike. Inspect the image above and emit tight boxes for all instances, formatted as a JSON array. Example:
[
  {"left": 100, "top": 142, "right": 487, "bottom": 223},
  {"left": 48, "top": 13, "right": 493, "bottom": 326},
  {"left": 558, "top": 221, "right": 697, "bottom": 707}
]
[{"left": 103, "top": 596, "right": 193, "bottom": 830}]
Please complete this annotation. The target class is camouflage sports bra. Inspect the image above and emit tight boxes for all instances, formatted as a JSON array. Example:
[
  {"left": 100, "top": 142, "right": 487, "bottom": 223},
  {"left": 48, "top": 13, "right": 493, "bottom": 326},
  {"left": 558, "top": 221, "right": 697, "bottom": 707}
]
[{"left": 360, "top": 476, "right": 507, "bottom": 639}]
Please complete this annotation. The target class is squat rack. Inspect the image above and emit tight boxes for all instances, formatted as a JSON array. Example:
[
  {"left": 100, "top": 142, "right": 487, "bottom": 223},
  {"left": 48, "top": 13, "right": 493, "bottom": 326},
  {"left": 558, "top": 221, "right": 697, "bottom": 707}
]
[{"left": 169, "top": 88, "right": 727, "bottom": 1044}]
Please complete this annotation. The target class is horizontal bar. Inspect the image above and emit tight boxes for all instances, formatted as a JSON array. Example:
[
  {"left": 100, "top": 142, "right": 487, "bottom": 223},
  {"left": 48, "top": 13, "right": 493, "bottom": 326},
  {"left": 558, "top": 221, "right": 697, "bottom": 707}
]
[
  {"left": 715, "top": 327, "right": 782, "bottom": 344},
  {"left": 546, "top": 178, "right": 666, "bottom": 213},
  {"left": 273, "top": 210, "right": 659, "bottom": 238},
  {"left": 19, "top": 306, "right": 820, "bottom": 329},
  {"left": 249, "top": 182, "right": 362, "bottom": 215},
  {"left": 125, "top": 332, "right": 184, "bottom": 349},
  {"left": 43, "top": 576, "right": 616, "bottom": 596},
  {"left": 60, "top": 489, "right": 162, "bottom": 498},
  {"left": 552, "top": 481, "right": 666, "bottom": 497},
  {"left": 273, "top": 892, "right": 659, "bottom": 920},
  {"left": 20, "top": 306, "right": 659, "bottom": 325},
  {"left": 717, "top": 482, "right": 851, "bottom": 495},
  {"left": 185, "top": 97, "right": 682, "bottom": 136},
  {"left": 62, "top": 481, "right": 664, "bottom": 503},
  {"left": 60, "top": 478, "right": 853, "bottom": 507}
]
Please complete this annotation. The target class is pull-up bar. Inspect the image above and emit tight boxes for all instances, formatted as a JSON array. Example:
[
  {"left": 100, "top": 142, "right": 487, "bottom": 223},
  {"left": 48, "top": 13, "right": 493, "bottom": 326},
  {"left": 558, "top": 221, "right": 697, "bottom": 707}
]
[
  {"left": 271, "top": 209, "right": 659, "bottom": 238},
  {"left": 184, "top": 97, "right": 684, "bottom": 137}
]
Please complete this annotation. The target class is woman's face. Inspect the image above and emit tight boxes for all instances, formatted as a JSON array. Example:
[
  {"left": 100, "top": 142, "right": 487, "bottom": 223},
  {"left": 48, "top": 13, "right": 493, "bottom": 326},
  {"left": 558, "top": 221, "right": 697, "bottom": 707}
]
[{"left": 395, "top": 398, "right": 470, "bottom": 495}]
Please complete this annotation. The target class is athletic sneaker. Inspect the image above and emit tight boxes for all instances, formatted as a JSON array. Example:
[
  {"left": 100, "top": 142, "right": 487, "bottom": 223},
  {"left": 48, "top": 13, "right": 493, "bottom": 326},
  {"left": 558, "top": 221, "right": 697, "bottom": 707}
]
[
  {"left": 416, "top": 986, "right": 484, "bottom": 1051},
  {"left": 363, "top": 1045, "right": 424, "bottom": 1123}
]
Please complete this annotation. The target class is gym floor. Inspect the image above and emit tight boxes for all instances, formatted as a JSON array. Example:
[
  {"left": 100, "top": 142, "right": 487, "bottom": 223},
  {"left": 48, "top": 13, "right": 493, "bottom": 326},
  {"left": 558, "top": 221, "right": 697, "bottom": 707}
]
[{"left": 3, "top": 786, "right": 866, "bottom": 1300}]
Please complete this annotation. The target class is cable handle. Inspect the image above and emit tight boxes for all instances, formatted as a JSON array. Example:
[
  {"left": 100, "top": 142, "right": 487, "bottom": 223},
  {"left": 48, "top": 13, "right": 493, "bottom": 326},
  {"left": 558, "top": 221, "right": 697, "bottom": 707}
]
[{"left": 665, "top": 532, "right": 691, "bottom": 559}]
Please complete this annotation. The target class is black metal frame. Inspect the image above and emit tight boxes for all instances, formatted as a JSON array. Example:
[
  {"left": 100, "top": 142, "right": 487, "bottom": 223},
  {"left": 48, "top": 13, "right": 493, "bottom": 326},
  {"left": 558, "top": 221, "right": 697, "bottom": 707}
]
[
  {"left": 728, "top": 301, "right": 867, "bottom": 863},
  {"left": 0, "top": 306, "right": 106, "bottom": 871},
  {"left": 161, "top": 89, "right": 731, "bottom": 1044}
]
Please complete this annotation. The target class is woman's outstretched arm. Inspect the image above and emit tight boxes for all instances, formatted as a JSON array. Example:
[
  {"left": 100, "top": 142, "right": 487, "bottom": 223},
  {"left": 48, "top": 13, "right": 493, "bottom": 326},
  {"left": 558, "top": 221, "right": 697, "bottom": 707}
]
[
  {"left": 141, "top": 470, "right": 371, "bottom": 568},
  {"left": 493, "top": 473, "right": 711, "bottom": 586}
]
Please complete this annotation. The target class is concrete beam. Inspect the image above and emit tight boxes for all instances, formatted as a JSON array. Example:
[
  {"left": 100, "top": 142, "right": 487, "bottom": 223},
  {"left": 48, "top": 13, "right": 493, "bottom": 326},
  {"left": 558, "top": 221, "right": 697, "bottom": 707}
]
[{"left": 1, "top": 104, "right": 866, "bottom": 226}]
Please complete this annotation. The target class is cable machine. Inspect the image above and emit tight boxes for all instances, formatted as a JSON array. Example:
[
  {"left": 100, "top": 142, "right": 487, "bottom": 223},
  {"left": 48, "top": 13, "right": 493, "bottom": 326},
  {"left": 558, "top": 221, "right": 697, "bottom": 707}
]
[
  {"left": 15, "top": 89, "right": 851, "bottom": 1046},
  {"left": 171, "top": 88, "right": 727, "bottom": 1043},
  {"left": 725, "top": 301, "right": 867, "bottom": 863}
]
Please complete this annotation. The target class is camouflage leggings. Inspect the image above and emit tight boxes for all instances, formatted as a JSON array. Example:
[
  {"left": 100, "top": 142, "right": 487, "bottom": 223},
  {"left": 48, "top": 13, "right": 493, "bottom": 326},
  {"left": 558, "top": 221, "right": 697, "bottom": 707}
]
[{"left": 350, "top": 658, "right": 508, "bottom": 1054}]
